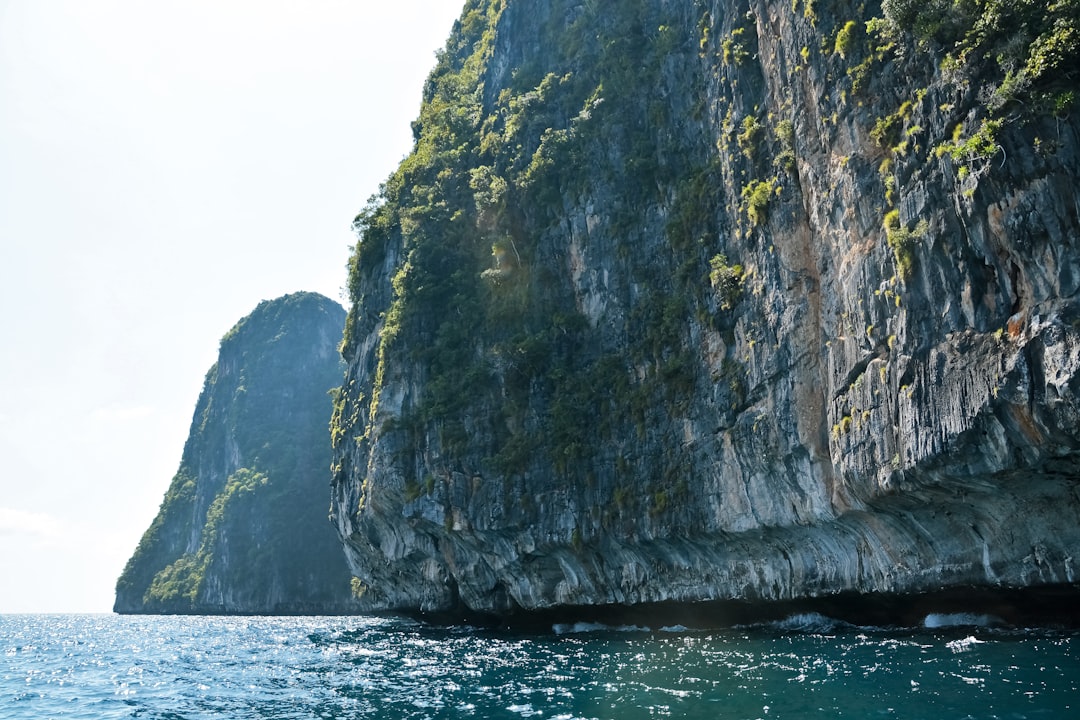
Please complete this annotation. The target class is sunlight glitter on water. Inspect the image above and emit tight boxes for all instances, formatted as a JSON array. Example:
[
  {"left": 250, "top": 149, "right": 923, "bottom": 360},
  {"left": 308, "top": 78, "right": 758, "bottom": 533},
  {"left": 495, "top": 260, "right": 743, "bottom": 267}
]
[{"left": 1, "top": 613, "right": 1078, "bottom": 719}]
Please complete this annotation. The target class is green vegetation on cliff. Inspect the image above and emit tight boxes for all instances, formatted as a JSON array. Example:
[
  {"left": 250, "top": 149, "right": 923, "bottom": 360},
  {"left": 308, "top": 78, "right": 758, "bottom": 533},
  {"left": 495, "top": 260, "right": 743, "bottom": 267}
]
[
  {"left": 335, "top": 0, "right": 743, "bottom": 506},
  {"left": 337, "top": 0, "right": 1079, "bottom": 506},
  {"left": 115, "top": 292, "right": 356, "bottom": 614}
]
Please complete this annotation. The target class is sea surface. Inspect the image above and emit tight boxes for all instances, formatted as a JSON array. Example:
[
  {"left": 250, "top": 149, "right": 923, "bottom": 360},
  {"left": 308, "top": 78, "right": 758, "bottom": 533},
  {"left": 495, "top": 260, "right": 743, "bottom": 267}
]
[{"left": 1, "top": 613, "right": 1077, "bottom": 719}]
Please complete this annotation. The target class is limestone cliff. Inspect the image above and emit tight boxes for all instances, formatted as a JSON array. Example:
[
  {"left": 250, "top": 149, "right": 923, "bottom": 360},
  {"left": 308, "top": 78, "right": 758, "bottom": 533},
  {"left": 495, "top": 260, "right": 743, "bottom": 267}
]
[
  {"left": 331, "top": 0, "right": 1080, "bottom": 618},
  {"left": 116, "top": 292, "right": 359, "bottom": 614}
]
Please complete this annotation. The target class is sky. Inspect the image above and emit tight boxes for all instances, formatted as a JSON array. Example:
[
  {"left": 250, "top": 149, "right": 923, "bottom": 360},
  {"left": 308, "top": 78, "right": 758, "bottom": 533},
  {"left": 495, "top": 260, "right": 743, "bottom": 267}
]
[{"left": 0, "top": 0, "right": 465, "bottom": 613}]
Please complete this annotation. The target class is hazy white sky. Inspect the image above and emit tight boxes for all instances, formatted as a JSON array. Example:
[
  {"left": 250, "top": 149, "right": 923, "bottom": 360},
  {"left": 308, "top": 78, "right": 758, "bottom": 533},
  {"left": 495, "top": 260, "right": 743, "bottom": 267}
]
[{"left": 0, "top": 0, "right": 464, "bottom": 613}]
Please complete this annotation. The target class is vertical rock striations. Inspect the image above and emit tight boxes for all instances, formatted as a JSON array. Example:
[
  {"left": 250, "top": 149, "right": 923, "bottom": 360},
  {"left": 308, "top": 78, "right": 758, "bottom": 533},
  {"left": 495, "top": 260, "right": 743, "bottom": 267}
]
[
  {"left": 331, "top": 0, "right": 1080, "bottom": 616},
  {"left": 116, "top": 292, "right": 359, "bottom": 614}
]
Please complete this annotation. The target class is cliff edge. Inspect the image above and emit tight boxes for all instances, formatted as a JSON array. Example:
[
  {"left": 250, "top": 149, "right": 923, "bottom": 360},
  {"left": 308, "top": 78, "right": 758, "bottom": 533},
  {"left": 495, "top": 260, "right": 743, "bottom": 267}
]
[{"left": 330, "top": 0, "right": 1080, "bottom": 618}]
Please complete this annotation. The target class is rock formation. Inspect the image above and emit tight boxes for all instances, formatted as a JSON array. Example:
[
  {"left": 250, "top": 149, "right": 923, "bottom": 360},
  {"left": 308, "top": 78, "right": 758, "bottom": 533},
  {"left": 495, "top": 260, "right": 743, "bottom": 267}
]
[
  {"left": 330, "top": 0, "right": 1080, "bottom": 619},
  {"left": 116, "top": 292, "right": 359, "bottom": 614}
]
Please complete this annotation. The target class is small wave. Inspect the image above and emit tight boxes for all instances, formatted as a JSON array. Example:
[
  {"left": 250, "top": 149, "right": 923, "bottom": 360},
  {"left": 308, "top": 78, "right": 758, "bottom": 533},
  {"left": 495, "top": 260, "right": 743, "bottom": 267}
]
[
  {"left": 923, "top": 613, "right": 1003, "bottom": 629},
  {"left": 946, "top": 635, "right": 986, "bottom": 653},
  {"left": 659, "top": 624, "right": 690, "bottom": 633},
  {"left": 766, "top": 613, "right": 851, "bottom": 634},
  {"left": 551, "top": 622, "right": 650, "bottom": 635},
  {"left": 507, "top": 703, "right": 543, "bottom": 716}
]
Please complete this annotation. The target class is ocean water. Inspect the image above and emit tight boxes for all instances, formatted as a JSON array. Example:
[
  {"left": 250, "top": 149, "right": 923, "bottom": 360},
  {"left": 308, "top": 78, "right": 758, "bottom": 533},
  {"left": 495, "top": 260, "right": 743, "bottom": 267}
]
[{"left": 1, "top": 613, "right": 1077, "bottom": 719}]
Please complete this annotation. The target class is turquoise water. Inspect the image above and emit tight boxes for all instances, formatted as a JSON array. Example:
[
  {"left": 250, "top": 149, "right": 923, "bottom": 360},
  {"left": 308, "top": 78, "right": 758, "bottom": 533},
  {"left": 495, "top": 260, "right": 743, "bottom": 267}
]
[{"left": 1, "top": 613, "right": 1076, "bottom": 718}]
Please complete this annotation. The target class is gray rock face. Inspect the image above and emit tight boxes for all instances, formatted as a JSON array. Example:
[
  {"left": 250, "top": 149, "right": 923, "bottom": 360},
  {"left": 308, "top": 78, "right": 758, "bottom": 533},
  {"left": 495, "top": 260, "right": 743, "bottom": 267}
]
[
  {"left": 116, "top": 292, "right": 359, "bottom": 614},
  {"left": 331, "top": 0, "right": 1080, "bottom": 617}
]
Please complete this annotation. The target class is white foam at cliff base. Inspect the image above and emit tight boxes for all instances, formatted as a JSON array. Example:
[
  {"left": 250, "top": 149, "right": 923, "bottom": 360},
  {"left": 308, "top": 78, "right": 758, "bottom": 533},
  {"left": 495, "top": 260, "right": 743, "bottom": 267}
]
[
  {"left": 769, "top": 613, "right": 849, "bottom": 633},
  {"left": 552, "top": 622, "right": 650, "bottom": 635},
  {"left": 923, "top": 612, "right": 1003, "bottom": 628}
]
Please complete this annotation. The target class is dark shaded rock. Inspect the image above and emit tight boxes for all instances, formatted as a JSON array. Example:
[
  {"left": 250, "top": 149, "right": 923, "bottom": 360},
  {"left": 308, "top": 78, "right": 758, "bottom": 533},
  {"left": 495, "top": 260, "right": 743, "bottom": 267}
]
[{"left": 115, "top": 292, "right": 359, "bottom": 614}]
